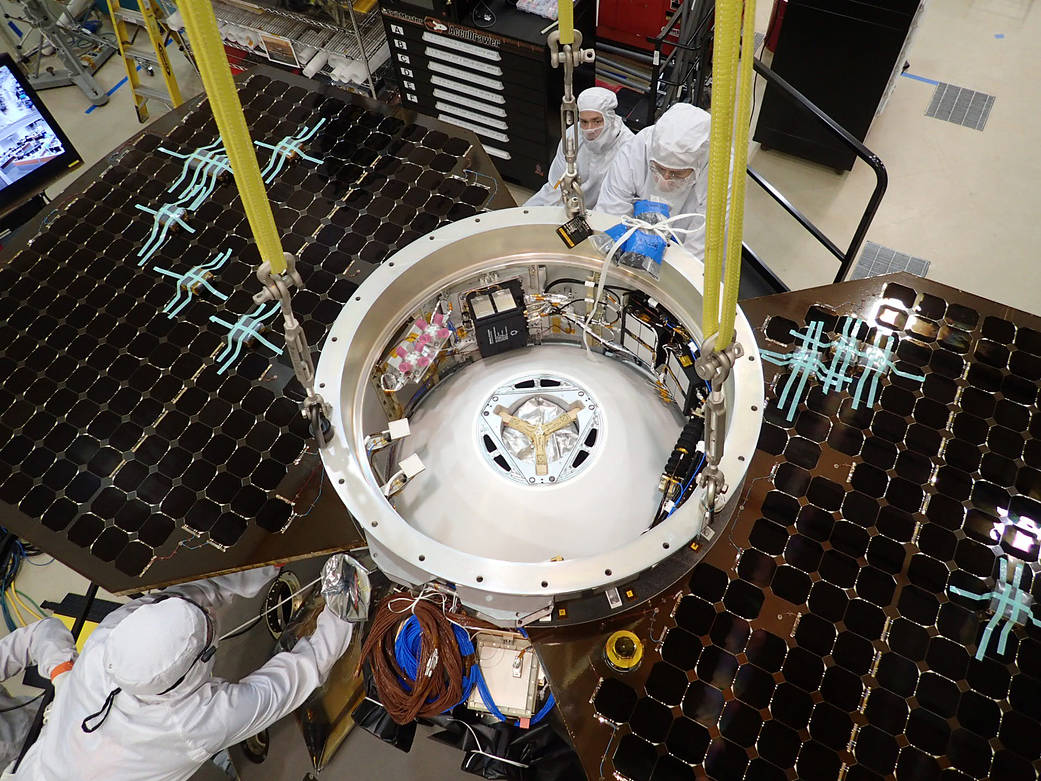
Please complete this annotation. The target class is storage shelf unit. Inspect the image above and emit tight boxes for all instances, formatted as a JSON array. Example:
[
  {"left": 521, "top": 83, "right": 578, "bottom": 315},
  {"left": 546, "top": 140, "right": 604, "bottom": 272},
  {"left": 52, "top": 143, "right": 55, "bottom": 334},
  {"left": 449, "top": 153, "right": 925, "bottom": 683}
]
[
  {"left": 211, "top": 0, "right": 387, "bottom": 93},
  {"left": 378, "top": 0, "right": 594, "bottom": 189}
]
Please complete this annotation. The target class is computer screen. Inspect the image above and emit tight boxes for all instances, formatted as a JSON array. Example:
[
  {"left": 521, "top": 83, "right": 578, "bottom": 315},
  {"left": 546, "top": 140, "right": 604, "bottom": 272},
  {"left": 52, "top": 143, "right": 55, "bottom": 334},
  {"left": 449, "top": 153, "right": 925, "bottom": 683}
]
[{"left": 0, "top": 53, "right": 81, "bottom": 215}]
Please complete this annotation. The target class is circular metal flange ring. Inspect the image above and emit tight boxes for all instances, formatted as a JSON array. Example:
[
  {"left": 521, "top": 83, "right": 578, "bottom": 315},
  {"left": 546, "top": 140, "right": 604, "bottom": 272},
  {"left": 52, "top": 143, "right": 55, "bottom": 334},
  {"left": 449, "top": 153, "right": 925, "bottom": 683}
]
[{"left": 314, "top": 207, "right": 765, "bottom": 623}]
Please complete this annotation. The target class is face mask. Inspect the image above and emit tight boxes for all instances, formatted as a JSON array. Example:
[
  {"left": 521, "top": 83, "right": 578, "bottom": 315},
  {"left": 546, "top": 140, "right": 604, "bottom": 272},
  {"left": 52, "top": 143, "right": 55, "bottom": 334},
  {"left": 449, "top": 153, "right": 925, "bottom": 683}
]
[{"left": 582, "top": 125, "right": 604, "bottom": 142}]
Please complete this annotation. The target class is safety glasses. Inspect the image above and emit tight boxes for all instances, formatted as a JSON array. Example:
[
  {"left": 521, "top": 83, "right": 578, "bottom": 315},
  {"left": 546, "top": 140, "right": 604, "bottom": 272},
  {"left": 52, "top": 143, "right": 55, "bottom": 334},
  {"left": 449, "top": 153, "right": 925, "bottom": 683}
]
[{"left": 650, "top": 160, "right": 695, "bottom": 181}]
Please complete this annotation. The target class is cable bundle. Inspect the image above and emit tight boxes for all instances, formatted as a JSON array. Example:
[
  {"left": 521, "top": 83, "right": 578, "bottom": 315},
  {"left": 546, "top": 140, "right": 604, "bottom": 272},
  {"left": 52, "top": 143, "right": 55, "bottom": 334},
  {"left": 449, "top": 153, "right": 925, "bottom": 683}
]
[
  {"left": 0, "top": 531, "right": 48, "bottom": 630},
  {"left": 358, "top": 594, "right": 477, "bottom": 725},
  {"left": 360, "top": 593, "right": 557, "bottom": 728}
]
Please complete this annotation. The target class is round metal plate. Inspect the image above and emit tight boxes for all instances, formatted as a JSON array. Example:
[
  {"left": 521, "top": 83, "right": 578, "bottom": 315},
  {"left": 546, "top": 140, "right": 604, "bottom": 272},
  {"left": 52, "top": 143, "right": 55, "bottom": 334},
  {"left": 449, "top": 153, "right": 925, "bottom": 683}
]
[
  {"left": 479, "top": 371, "right": 603, "bottom": 487},
  {"left": 263, "top": 569, "right": 303, "bottom": 639},
  {"left": 395, "top": 345, "right": 677, "bottom": 562}
]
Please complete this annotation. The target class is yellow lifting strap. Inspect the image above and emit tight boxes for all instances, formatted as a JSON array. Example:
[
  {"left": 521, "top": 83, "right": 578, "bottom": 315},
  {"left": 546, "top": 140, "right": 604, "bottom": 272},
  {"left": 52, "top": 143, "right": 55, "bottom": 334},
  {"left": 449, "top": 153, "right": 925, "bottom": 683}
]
[
  {"left": 557, "top": 0, "right": 574, "bottom": 45},
  {"left": 701, "top": 0, "right": 757, "bottom": 350},
  {"left": 177, "top": 1, "right": 287, "bottom": 276}
]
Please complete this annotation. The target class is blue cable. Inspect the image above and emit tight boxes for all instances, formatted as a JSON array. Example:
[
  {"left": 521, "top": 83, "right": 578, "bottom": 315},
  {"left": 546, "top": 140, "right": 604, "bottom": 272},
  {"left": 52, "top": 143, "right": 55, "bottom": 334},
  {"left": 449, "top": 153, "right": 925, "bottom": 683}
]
[
  {"left": 393, "top": 615, "right": 479, "bottom": 711},
  {"left": 531, "top": 693, "right": 555, "bottom": 724},
  {"left": 667, "top": 452, "right": 706, "bottom": 519},
  {"left": 0, "top": 527, "right": 27, "bottom": 631},
  {"left": 473, "top": 663, "right": 507, "bottom": 722},
  {"left": 393, "top": 615, "right": 555, "bottom": 724}
]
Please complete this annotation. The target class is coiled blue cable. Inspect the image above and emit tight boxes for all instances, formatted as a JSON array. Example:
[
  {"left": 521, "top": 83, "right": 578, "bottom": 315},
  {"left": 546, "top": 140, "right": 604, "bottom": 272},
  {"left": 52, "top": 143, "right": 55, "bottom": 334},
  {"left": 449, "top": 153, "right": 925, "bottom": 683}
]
[
  {"left": 393, "top": 615, "right": 556, "bottom": 723},
  {"left": 393, "top": 615, "right": 478, "bottom": 711}
]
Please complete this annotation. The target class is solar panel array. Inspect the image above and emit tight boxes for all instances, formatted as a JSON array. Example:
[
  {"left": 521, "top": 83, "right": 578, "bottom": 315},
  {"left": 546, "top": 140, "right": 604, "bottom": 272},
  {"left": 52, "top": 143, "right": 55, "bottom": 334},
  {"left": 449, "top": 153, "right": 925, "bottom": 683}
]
[
  {"left": 0, "top": 70, "right": 492, "bottom": 583},
  {"left": 588, "top": 279, "right": 1041, "bottom": 781}
]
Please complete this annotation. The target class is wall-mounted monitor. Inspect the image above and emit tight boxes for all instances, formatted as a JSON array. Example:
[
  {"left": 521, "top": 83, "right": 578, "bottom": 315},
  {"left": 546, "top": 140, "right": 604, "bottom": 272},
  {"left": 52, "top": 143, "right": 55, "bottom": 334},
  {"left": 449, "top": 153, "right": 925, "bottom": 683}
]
[{"left": 0, "top": 52, "right": 81, "bottom": 216}]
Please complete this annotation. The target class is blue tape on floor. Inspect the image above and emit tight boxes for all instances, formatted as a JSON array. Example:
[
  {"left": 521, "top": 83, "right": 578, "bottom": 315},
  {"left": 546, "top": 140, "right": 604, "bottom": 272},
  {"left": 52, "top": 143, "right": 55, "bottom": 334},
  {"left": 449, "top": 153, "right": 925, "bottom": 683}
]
[
  {"left": 85, "top": 64, "right": 142, "bottom": 114},
  {"left": 995, "top": 32, "right": 1005, "bottom": 38},
  {"left": 901, "top": 72, "right": 940, "bottom": 86}
]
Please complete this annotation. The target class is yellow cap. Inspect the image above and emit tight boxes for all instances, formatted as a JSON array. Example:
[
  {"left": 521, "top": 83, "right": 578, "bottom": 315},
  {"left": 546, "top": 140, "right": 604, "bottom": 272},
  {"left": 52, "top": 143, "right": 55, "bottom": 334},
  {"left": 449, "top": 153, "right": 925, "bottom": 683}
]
[{"left": 605, "top": 630, "right": 644, "bottom": 671}]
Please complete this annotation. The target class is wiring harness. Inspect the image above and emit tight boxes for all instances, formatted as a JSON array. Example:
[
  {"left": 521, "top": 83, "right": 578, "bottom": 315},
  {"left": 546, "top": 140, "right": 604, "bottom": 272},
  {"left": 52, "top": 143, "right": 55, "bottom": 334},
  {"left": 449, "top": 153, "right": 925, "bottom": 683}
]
[
  {"left": 359, "top": 591, "right": 555, "bottom": 727},
  {"left": 0, "top": 531, "right": 49, "bottom": 631}
]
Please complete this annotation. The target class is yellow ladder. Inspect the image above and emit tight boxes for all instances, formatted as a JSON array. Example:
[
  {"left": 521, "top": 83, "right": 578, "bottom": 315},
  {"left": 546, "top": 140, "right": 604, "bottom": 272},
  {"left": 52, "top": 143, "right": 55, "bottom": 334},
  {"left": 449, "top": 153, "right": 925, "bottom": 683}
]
[{"left": 107, "top": 0, "right": 186, "bottom": 122}]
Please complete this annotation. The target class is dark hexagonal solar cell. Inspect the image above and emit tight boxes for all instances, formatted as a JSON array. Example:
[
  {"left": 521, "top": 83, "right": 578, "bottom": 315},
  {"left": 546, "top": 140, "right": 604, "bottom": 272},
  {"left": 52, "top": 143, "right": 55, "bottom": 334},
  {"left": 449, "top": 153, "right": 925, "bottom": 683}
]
[
  {"left": 630, "top": 697, "right": 673, "bottom": 744},
  {"left": 645, "top": 661, "right": 688, "bottom": 706},
  {"left": 705, "top": 738, "right": 749, "bottom": 780},
  {"left": 697, "top": 646, "right": 740, "bottom": 690},
  {"left": 674, "top": 595, "right": 715, "bottom": 635},
  {"left": 593, "top": 677, "right": 639, "bottom": 724},
  {"left": 613, "top": 734, "right": 657, "bottom": 781},
  {"left": 733, "top": 663, "right": 775, "bottom": 709},
  {"left": 0, "top": 72, "right": 487, "bottom": 581},
  {"left": 689, "top": 562, "right": 729, "bottom": 602},
  {"left": 682, "top": 679, "right": 725, "bottom": 727},
  {"left": 660, "top": 626, "right": 701, "bottom": 671},
  {"left": 666, "top": 717, "right": 710, "bottom": 765}
]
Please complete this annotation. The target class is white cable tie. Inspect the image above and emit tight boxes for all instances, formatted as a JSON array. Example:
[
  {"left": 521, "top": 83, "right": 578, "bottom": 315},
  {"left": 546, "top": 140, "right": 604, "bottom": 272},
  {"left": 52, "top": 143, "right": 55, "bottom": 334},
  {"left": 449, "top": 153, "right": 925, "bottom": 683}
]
[
  {"left": 470, "top": 750, "right": 530, "bottom": 768},
  {"left": 425, "top": 648, "right": 439, "bottom": 677}
]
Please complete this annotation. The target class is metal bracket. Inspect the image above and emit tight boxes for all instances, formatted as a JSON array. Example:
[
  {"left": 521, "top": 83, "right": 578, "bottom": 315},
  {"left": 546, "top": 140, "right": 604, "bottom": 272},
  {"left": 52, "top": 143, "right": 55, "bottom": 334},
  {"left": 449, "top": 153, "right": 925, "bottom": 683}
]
[
  {"left": 547, "top": 29, "right": 595, "bottom": 220},
  {"left": 693, "top": 335, "right": 745, "bottom": 529},
  {"left": 254, "top": 252, "right": 333, "bottom": 447},
  {"left": 17, "top": 0, "right": 116, "bottom": 105}
]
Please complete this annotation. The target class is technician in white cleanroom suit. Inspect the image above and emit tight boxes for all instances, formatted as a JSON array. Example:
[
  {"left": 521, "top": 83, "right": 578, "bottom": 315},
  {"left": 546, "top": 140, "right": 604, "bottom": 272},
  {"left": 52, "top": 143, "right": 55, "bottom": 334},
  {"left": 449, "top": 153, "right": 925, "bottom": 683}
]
[
  {"left": 596, "top": 102, "right": 713, "bottom": 257},
  {"left": 0, "top": 619, "right": 77, "bottom": 768},
  {"left": 526, "top": 87, "right": 635, "bottom": 211},
  {"left": 6, "top": 558, "right": 362, "bottom": 781}
]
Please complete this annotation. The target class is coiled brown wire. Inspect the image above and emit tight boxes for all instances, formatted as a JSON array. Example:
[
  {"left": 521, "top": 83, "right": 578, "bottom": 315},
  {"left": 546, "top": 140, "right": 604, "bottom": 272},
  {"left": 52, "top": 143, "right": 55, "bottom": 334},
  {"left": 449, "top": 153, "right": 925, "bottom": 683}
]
[{"left": 358, "top": 592, "right": 492, "bottom": 725}]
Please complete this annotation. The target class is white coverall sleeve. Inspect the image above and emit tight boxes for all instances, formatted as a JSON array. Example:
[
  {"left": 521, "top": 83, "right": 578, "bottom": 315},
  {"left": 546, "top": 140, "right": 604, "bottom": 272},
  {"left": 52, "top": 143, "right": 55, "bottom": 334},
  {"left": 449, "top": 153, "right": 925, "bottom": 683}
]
[
  {"left": 85, "top": 566, "right": 281, "bottom": 648},
  {"left": 163, "top": 566, "right": 280, "bottom": 612},
  {"left": 594, "top": 144, "right": 638, "bottom": 218},
  {"left": 524, "top": 141, "right": 566, "bottom": 207},
  {"left": 0, "top": 618, "right": 76, "bottom": 680},
  {"left": 192, "top": 610, "right": 354, "bottom": 754}
]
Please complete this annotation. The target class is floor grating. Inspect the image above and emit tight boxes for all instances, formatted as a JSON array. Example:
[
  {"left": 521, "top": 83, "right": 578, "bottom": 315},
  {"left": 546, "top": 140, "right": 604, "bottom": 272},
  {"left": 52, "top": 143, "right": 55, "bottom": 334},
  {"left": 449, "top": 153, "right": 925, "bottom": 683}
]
[{"left": 925, "top": 83, "right": 996, "bottom": 131}]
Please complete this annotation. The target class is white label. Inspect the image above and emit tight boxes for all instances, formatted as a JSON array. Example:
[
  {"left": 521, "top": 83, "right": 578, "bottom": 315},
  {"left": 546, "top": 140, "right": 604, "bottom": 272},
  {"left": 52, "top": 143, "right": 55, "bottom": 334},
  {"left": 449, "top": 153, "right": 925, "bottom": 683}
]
[
  {"left": 401, "top": 67, "right": 414, "bottom": 77},
  {"left": 429, "top": 60, "right": 504, "bottom": 91},
  {"left": 432, "top": 88, "right": 506, "bottom": 116},
  {"left": 399, "top": 454, "right": 426, "bottom": 479},
  {"left": 404, "top": 80, "right": 416, "bottom": 90},
  {"left": 435, "top": 101, "right": 507, "bottom": 130},
  {"left": 431, "top": 80, "right": 505, "bottom": 106},
  {"left": 606, "top": 588, "right": 623, "bottom": 610},
  {"left": 388, "top": 419, "right": 411, "bottom": 439},
  {"left": 394, "top": 39, "right": 407, "bottom": 49},
  {"left": 436, "top": 113, "right": 508, "bottom": 143},
  {"left": 397, "top": 53, "right": 410, "bottom": 64},
  {"left": 406, "top": 92, "right": 418, "bottom": 102},
  {"left": 422, "top": 31, "right": 501, "bottom": 61},
  {"left": 390, "top": 24, "right": 404, "bottom": 34},
  {"left": 424, "top": 45, "right": 503, "bottom": 76}
]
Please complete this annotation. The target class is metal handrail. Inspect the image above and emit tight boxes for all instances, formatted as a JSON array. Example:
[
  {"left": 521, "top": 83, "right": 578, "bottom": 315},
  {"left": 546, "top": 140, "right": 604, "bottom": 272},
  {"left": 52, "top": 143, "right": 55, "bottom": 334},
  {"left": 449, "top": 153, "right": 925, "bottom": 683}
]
[
  {"left": 749, "top": 59, "right": 888, "bottom": 285},
  {"left": 645, "top": 1, "right": 714, "bottom": 124},
  {"left": 640, "top": 36, "right": 889, "bottom": 292}
]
